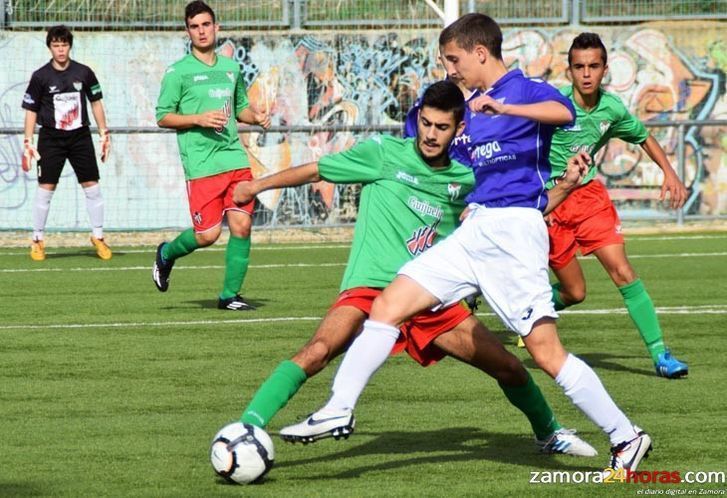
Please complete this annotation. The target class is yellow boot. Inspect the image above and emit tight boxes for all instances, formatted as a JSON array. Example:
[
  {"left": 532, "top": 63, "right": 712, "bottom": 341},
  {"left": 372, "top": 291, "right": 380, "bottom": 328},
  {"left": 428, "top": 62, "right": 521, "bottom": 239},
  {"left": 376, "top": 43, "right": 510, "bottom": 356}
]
[
  {"left": 30, "top": 239, "right": 46, "bottom": 261},
  {"left": 91, "top": 236, "right": 112, "bottom": 260}
]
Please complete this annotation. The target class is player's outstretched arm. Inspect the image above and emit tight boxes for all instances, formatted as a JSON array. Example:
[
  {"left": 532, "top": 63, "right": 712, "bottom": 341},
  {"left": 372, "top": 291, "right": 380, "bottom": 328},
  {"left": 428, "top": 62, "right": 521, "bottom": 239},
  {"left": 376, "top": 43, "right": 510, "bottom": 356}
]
[
  {"left": 237, "top": 107, "right": 271, "bottom": 129},
  {"left": 90, "top": 100, "right": 110, "bottom": 162},
  {"left": 157, "top": 110, "right": 227, "bottom": 130},
  {"left": 468, "top": 95, "right": 573, "bottom": 125},
  {"left": 640, "top": 135, "right": 687, "bottom": 209},
  {"left": 544, "top": 151, "right": 590, "bottom": 215},
  {"left": 233, "top": 162, "right": 321, "bottom": 205}
]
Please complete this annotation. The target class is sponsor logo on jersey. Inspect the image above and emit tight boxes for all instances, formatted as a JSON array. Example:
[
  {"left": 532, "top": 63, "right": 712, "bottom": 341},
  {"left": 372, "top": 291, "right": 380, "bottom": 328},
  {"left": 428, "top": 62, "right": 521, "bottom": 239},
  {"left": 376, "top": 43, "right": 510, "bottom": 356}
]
[
  {"left": 472, "top": 140, "right": 502, "bottom": 160},
  {"left": 73, "top": 81, "right": 82, "bottom": 91},
  {"left": 599, "top": 121, "right": 611, "bottom": 135},
  {"left": 447, "top": 183, "right": 462, "bottom": 201},
  {"left": 406, "top": 221, "right": 439, "bottom": 256},
  {"left": 452, "top": 133, "right": 471, "bottom": 146},
  {"left": 569, "top": 143, "right": 594, "bottom": 154},
  {"left": 214, "top": 99, "right": 232, "bottom": 134},
  {"left": 23, "top": 93, "right": 35, "bottom": 105},
  {"left": 208, "top": 88, "right": 232, "bottom": 99},
  {"left": 48, "top": 86, "right": 59, "bottom": 94},
  {"left": 193, "top": 74, "right": 209, "bottom": 82},
  {"left": 226, "top": 71, "right": 235, "bottom": 83},
  {"left": 396, "top": 171, "right": 419, "bottom": 185},
  {"left": 408, "top": 196, "right": 443, "bottom": 220}
]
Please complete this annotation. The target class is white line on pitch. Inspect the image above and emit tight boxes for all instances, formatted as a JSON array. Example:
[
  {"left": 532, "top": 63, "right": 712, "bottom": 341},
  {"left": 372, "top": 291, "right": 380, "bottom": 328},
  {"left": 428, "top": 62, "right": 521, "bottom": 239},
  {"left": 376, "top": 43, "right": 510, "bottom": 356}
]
[
  {"left": 2, "top": 251, "right": 726, "bottom": 273},
  {"left": 1, "top": 305, "right": 725, "bottom": 331},
  {"left": 0, "top": 262, "right": 347, "bottom": 273},
  {"left": 0, "top": 244, "right": 351, "bottom": 257}
]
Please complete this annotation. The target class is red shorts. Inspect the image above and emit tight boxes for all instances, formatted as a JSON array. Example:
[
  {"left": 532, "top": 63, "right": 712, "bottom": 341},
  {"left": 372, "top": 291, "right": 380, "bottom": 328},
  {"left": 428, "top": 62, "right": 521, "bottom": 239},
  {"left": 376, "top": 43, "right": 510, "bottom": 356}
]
[
  {"left": 548, "top": 179, "right": 624, "bottom": 269},
  {"left": 185, "top": 169, "right": 255, "bottom": 233},
  {"left": 332, "top": 287, "right": 472, "bottom": 367}
]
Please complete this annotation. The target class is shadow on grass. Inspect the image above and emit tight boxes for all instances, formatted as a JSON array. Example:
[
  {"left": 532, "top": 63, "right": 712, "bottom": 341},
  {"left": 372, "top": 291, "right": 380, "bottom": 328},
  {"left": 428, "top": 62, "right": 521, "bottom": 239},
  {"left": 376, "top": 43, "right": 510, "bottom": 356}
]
[
  {"left": 177, "top": 297, "right": 271, "bottom": 311},
  {"left": 0, "top": 481, "right": 44, "bottom": 496},
  {"left": 273, "top": 427, "right": 599, "bottom": 480},
  {"left": 490, "top": 329, "right": 654, "bottom": 377}
]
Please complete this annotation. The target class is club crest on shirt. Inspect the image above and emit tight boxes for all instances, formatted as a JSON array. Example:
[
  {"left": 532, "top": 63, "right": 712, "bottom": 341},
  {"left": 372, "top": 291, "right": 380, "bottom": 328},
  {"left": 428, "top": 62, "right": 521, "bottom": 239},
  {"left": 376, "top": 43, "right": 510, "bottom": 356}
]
[
  {"left": 447, "top": 183, "right": 462, "bottom": 201},
  {"left": 73, "top": 81, "right": 82, "bottom": 91}
]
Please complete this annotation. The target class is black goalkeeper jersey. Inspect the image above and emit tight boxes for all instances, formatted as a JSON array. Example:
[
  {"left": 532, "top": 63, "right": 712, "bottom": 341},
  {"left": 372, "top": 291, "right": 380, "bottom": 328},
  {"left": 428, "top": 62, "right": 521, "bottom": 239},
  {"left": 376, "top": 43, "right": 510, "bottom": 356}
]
[{"left": 22, "top": 60, "right": 103, "bottom": 131}]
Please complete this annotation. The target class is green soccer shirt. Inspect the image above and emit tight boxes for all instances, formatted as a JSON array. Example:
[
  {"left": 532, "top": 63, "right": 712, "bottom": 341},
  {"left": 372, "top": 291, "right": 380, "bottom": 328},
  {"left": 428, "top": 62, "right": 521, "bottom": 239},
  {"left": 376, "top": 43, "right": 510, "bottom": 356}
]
[
  {"left": 547, "top": 85, "right": 649, "bottom": 189},
  {"left": 156, "top": 53, "right": 250, "bottom": 180},
  {"left": 318, "top": 135, "right": 475, "bottom": 291}
]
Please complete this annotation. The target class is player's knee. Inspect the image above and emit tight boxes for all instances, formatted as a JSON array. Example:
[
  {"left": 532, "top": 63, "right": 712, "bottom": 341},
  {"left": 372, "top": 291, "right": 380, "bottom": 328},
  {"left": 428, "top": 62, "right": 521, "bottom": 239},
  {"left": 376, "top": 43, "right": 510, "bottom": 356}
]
[
  {"left": 195, "top": 228, "right": 220, "bottom": 247},
  {"left": 564, "top": 286, "right": 586, "bottom": 305},
  {"left": 369, "top": 295, "right": 403, "bottom": 324}
]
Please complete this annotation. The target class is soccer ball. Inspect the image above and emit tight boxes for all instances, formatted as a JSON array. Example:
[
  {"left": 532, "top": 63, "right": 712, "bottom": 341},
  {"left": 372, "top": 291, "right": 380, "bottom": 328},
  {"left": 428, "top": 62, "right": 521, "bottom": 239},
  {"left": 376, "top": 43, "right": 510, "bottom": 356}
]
[{"left": 210, "top": 422, "right": 275, "bottom": 484}]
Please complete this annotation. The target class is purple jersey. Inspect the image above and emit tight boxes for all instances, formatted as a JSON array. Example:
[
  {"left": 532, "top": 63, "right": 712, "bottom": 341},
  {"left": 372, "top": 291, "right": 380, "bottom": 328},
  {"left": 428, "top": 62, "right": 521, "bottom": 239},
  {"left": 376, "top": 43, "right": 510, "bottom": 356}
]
[{"left": 452, "top": 70, "right": 575, "bottom": 212}]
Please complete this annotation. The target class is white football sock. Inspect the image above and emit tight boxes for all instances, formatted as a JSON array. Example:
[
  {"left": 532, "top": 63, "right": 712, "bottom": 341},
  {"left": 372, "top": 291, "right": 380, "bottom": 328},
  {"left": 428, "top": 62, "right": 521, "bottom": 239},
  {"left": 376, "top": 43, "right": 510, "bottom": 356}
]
[
  {"left": 323, "top": 320, "right": 401, "bottom": 412},
  {"left": 83, "top": 184, "right": 104, "bottom": 239},
  {"left": 32, "top": 187, "right": 54, "bottom": 241},
  {"left": 555, "top": 354, "right": 638, "bottom": 446}
]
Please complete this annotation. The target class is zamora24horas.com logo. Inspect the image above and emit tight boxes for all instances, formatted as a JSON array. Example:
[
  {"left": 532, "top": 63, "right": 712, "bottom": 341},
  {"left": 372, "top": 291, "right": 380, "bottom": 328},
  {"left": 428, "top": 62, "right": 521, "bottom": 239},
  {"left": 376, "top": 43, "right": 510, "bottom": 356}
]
[{"left": 529, "top": 468, "right": 726, "bottom": 485}]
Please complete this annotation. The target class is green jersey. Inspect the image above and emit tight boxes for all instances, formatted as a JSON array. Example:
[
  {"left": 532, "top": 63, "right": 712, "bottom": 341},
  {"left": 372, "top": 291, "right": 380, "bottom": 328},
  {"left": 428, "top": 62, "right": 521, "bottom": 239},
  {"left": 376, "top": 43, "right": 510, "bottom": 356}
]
[
  {"left": 318, "top": 135, "right": 475, "bottom": 291},
  {"left": 547, "top": 85, "right": 649, "bottom": 189},
  {"left": 156, "top": 54, "right": 250, "bottom": 180}
]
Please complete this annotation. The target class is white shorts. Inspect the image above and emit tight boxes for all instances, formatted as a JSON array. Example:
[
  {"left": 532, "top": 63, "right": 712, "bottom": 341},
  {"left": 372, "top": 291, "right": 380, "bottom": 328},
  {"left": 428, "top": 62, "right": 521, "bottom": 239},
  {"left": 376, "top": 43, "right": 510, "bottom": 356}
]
[{"left": 398, "top": 205, "right": 557, "bottom": 336}]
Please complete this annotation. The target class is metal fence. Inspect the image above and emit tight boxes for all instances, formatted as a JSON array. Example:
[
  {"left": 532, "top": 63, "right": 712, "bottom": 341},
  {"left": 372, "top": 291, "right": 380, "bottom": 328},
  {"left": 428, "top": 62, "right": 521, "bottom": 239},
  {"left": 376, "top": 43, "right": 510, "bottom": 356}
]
[
  {"left": 2, "top": 0, "right": 725, "bottom": 29},
  {"left": 2, "top": 120, "right": 724, "bottom": 230}
]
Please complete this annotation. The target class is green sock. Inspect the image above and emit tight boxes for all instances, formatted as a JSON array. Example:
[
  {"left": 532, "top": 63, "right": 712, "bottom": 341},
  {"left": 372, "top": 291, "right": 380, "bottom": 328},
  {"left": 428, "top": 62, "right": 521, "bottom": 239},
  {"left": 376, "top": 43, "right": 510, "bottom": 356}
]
[
  {"left": 240, "top": 360, "right": 308, "bottom": 428},
  {"left": 499, "top": 371, "right": 561, "bottom": 440},
  {"left": 619, "top": 279, "right": 666, "bottom": 363},
  {"left": 551, "top": 282, "right": 568, "bottom": 311},
  {"left": 162, "top": 228, "right": 199, "bottom": 261},
  {"left": 220, "top": 236, "right": 251, "bottom": 299}
]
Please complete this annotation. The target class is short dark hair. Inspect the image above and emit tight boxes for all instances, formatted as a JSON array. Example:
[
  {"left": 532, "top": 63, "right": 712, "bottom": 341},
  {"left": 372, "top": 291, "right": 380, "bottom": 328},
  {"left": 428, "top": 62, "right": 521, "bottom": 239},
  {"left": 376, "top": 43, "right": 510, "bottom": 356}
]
[
  {"left": 420, "top": 80, "right": 465, "bottom": 124},
  {"left": 568, "top": 32, "right": 608, "bottom": 66},
  {"left": 185, "top": 0, "right": 216, "bottom": 26},
  {"left": 439, "top": 13, "right": 502, "bottom": 60},
  {"left": 46, "top": 25, "right": 73, "bottom": 48}
]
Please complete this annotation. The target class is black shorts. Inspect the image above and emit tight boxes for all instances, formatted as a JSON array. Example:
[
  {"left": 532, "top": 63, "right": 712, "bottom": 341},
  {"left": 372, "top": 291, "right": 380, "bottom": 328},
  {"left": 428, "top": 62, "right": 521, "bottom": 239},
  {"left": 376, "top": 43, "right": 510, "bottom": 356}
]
[{"left": 37, "top": 127, "right": 99, "bottom": 184}]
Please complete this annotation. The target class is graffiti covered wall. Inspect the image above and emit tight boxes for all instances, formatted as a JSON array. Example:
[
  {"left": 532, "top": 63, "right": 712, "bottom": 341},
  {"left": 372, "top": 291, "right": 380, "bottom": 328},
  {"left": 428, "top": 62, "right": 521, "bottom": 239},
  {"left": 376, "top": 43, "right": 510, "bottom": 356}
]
[{"left": 0, "top": 22, "right": 724, "bottom": 231}]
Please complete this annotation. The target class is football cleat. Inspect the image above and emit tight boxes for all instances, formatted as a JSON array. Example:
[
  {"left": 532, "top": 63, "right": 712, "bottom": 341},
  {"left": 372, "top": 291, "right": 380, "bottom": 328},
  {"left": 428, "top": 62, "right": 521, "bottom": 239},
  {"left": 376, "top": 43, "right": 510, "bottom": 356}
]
[
  {"left": 30, "top": 239, "right": 46, "bottom": 261},
  {"left": 218, "top": 294, "right": 256, "bottom": 311},
  {"left": 536, "top": 428, "right": 598, "bottom": 457},
  {"left": 655, "top": 350, "right": 688, "bottom": 379},
  {"left": 279, "top": 408, "right": 355, "bottom": 444},
  {"left": 90, "top": 236, "right": 112, "bottom": 260},
  {"left": 604, "top": 427, "right": 652, "bottom": 474},
  {"left": 152, "top": 242, "right": 174, "bottom": 292}
]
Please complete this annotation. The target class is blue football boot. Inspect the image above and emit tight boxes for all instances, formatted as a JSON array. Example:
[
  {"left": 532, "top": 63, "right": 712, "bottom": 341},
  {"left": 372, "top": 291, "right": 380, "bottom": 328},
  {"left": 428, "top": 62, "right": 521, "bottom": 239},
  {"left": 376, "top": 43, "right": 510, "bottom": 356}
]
[{"left": 655, "top": 350, "right": 688, "bottom": 379}]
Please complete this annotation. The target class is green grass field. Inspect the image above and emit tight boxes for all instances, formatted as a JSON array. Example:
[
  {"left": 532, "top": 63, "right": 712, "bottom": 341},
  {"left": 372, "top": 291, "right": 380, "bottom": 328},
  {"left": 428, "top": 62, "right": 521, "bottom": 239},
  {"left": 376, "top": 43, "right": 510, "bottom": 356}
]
[{"left": 1, "top": 232, "right": 726, "bottom": 497}]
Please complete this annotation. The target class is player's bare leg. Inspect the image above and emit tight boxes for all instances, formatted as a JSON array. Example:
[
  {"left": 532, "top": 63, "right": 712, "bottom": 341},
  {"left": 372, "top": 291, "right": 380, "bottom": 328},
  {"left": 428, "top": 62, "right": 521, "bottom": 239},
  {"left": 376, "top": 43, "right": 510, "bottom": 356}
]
[
  {"left": 292, "top": 305, "right": 367, "bottom": 376},
  {"left": 241, "top": 305, "right": 366, "bottom": 432},
  {"left": 218, "top": 210, "right": 254, "bottom": 310},
  {"left": 435, "top": 316, "right": 597, "bottom": 456},
  {"left": 551, "top": 257, "right": 588, "bottom": 306},
  {"left": 593, "top": 243, "right": 687, "bottom": 378}
]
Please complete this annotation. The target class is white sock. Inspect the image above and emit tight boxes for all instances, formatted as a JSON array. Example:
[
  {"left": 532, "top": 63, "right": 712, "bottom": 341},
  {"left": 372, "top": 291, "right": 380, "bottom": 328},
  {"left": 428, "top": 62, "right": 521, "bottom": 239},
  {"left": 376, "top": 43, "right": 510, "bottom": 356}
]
[
  {"left": 83, "top": 184, "right": 104, "bottom": 239},
  {"left": 323, "top": 320, "right": 401, "bottom": 412},
  {"left": 555, "top": 354, "right": 638, "bottom": 445},
  {"left": 32, "top": 187, "right": 54, "bottom": 241}
]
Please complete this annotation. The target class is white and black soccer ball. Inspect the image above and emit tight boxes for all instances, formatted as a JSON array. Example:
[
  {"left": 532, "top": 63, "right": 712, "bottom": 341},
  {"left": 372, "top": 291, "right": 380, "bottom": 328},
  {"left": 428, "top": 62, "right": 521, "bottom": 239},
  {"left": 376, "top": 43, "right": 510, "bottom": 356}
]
[{"left": 210, "top": 422, "right": 275, "bottom": 484}]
